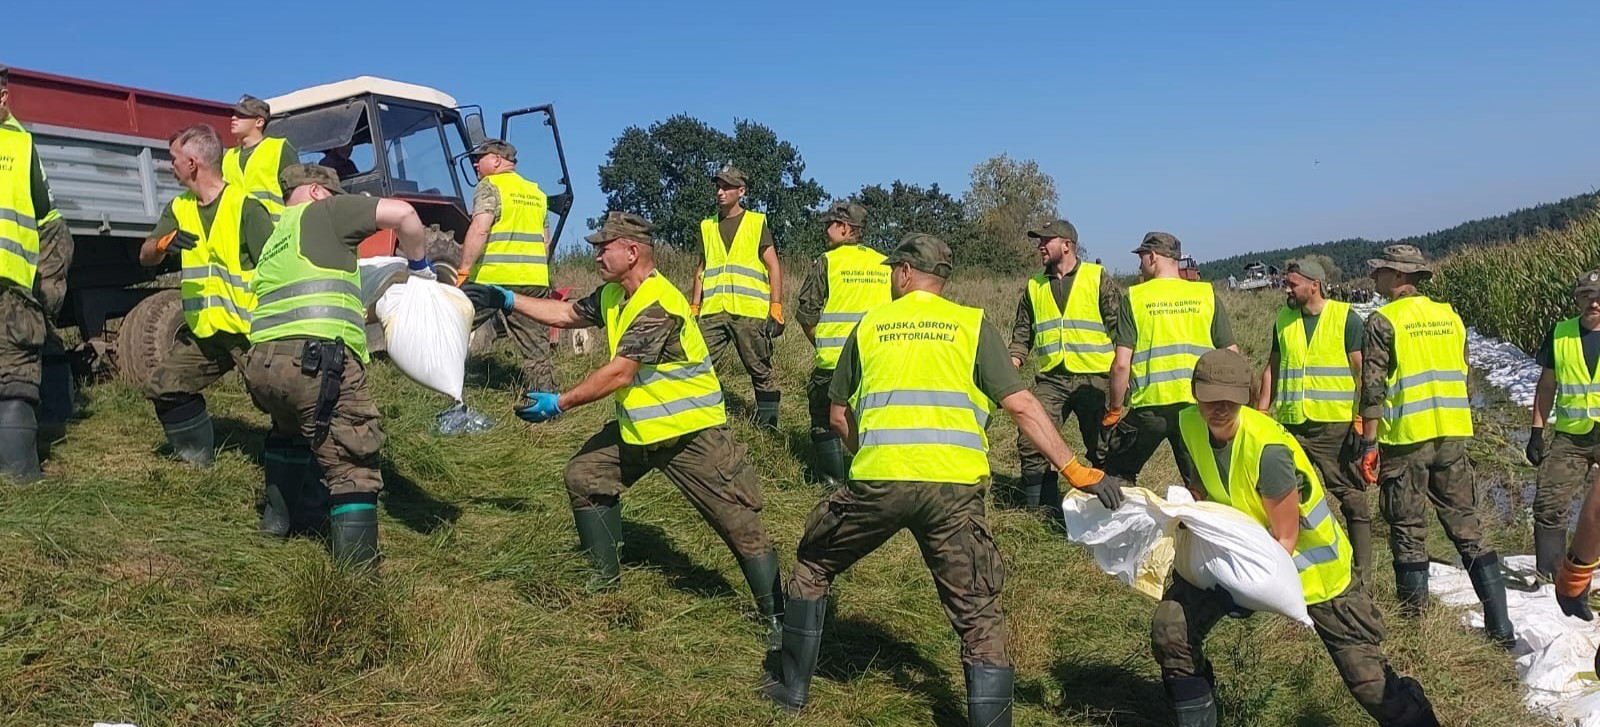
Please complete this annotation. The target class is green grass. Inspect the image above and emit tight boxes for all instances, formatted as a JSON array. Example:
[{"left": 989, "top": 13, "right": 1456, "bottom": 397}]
[{"left": 0, "top": 266, "right": 1546, "bottom": 726}]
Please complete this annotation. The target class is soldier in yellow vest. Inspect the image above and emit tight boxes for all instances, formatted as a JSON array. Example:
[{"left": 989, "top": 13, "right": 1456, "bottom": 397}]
[
  {"left": 1358, "top": 245, "right": 1514, "bottom": 646},
  {"left": 136, "top": 125, "right": 274, "bottom": 472},
  {"left": 455, "top": 139, "right": 557, "bottom": 390},
  {"left": 240, "top": 164, "right": 432, "bottom": 569},
  {"left": 1105, "top": 232, "right": 1237, "bottom": 483},
  {"left": 462, "top": 212, "right": 785, "bottom": 655},
  {"left": 223, "top": 95, "right": 297, "bottom": 223},
  {"left": 1156, "top": 349, "right": 1438, "bottom": 727},
  {"left": 761, "top": 234, "right": 1126, "bottom": 727},
  {"left": 1528, "top": 270, "right": 1600, "bottom": 581},
  {"left": 1254, "top": 258, "right": 1373, "bottom": 588},
  {"left": 690, "top": 165, "right": 785, "bottom": 428},
  {"left": 794, "top": 201, "right": 889, "bottom": 487},
  {"left": 1008, "top": 219, "right": 1120, "bottom": 515},
  {"left": 0, "top": 66, "right": 55, "bottom": 482}
]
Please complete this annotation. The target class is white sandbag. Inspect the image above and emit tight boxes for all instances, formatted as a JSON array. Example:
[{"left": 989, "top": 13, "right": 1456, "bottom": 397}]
[
  {"left": 1063, "top": 485, "right": 1313, "bottom": 626},
  {"left": 374, "top": 277, "right": 473, "bottom": 401}
]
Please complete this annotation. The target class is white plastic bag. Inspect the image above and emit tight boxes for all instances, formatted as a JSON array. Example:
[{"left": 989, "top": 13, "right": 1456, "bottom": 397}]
[
  {"left": 374, "top": 277, "right": 473, "bottom": 401},
  {"left": 1062, "top": 486, "right": 1312, "bottom": 625}
]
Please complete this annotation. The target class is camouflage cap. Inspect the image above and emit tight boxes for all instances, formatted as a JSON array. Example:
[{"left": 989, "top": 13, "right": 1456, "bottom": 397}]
[
  {"left": 279, "top": 164, "right": 345, "bottom": 195},
  {"left": 585, "top": 211, "right": 654, "bottom": 246},
  {"left": 820, "top": 201, "right": 867, "bottom": 228},
  {"left": 469, "top": 138, "right": 517, "bottom": 163},
  {"left": 1366, "top": 244, "right": 1432, "bottom": 277},
  {"left": 883, "top": 233, "right": 953, "bottom": 279},
  {"left": 713, "top": 165, "right": 748, "bottom": 188},
  {"left": 1575, "top": 269, "right": 1600, "bottom": 298},
  {"left": 1027, "top": 219, "right": 1079, "bottom": 242},
  {"left": 1132, "top": 231, "right": 1182, "bottom": 259},
  {"left": 1286, "top": 258, "right": 1328, "bottom": 283},
  {"left": 232, "top": 94, "right": 271, "bottom": 120},
  {"left": 1192, "top": 348, "right": 1253, "bottom": 405}
]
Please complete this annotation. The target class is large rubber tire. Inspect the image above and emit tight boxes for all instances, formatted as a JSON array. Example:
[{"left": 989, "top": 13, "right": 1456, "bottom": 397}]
[
  {"left": 117, "top": 289, "right": 186, "bottom": 387},
  {"left": 425, "top": 224, "right": 462, "bottom": 268}
]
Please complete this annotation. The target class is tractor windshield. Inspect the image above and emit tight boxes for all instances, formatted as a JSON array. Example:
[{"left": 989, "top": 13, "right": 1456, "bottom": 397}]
[{"left": 377, "top": 101, "right": 461, "bottom": 199}]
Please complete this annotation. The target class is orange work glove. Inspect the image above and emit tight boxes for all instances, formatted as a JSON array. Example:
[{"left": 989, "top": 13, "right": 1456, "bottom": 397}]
[
  {"left": 454, "top": 267, "right": 471, "bottom": 287},
  {"left": 1352, "top": 414, "right": 1364, "bottom": 437},
  {"left": 1101, "top": 407, "right": 1125, "bottom": 427},
  {"left": 1358, "top": 441, "right": 1379, "bottom": 486},
  {"left": 1063, "top": 457, "right": 1125, "bottom": 510},
  {"left": 769, "top": 302, "right": 785, "bottom": 325},
  {"left": 155, "top": 228, "right": 199, "bottom": 255},
  {"left": 1556, "top": 553, "right": 1598, "bottom": 621},
  {"left": 689, "top": 303, "right": 701, "bottom": 317}
]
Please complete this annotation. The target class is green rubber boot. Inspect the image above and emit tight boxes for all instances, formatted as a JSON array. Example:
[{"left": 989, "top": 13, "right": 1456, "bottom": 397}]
[
  {"left": 0, "top": 399, "right": 42, "bottom": 484},
  {"left": 965, "top": 663, "right": 1014, "bottom": 727},
  {"left": 573, "top": 504, "right": 623, "bottom": 590},
  {"left": 162, "top": 410, "right": 215, "bottom": 467},
  {"left": 1467, "top": 553, "right": 1516, "bottom": 648},
  {"left": 812, "top": 438, "right": 848, "bottom": 489},
  {"left": 329, "top": 503, "right": 380, "bottom": 572},
  {"left": 740, "top": 549, "right": 785, "bottom": 655},
  {"left": 755, "top": 396, "right": 781, "bottom": 431},
  {"left": 1395, "top": 563, "right": 1430, "bottom": 617},
  {"left": 1536, "top": 525, "right": 1567, "bottom": 583},
  {"left": 761, "top": 596, "right": 826, "bottom": 712}
]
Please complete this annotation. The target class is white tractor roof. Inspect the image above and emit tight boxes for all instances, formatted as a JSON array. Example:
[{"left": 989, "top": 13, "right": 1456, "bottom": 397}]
[{"left": 267, "top": 77, "right": 459, "bottom": 114}]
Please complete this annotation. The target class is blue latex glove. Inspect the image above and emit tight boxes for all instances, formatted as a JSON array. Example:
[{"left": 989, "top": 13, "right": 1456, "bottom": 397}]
[{"left": 516, "top": 391, "right": 563, "bottom": 423}]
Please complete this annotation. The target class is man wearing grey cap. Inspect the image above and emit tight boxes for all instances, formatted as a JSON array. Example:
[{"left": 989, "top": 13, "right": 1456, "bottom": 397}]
[
  {"left": 224, "top": 94, "right": 297, "bottom": 222},
  {"left": 1254, "top": 258, "right": 1372, "bottom": 589},
  {"left": 1529, "top": 270, "right": 1600, "bottom": 584}
]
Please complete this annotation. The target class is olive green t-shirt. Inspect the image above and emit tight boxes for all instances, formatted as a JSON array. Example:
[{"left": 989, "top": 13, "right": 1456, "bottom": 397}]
[
  {"left": 1181, "top": 436, "right": 1304, "bottom": 501},
  {"left": 829, "top": 316, "right": 1025, "bottom": 406},
  {"left": 697, "top": 208, "right": 775, "bottom": 267},
  {"left": 146, "top": 189, "right": 276, "bottom": 267},
  {"left": 1269, "top": 306, "right": 1365, "bottom": 354},
  {"left": 293, "top": 196, "right": 381, "bottom": 271}
]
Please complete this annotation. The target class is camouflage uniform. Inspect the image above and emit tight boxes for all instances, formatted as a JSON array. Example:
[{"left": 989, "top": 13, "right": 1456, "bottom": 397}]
[
  {"left": 698, "top": 180, "right": 781, "bottom": 408},
  {"left": 1531, "top": 322, "right": 1600, "bottom": 534},
  {"left": 0, "top": 284, "right": 45, "bottom": 404},
  {"left": 469, "top": 180, "right": 556, "bottom": 391},
  {"left": 242, "top": 338, "right": 386, "bottom": 497}
]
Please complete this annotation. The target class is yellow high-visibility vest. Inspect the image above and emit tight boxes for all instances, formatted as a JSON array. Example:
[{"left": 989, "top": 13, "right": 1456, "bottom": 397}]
[
  {"left": 1273, "top": 300, "right": 1356, "bottom": 424},
  {"left": 249, "top": 203, "right": 368, "bottom": 362},
  {"left": 1178, "top": 405, "right": 1353, "bottom": 605},
  {"left": 1127, "top": 277, "right": 1215, "bottom": 408},
  {"left": 605, "top": 271, "right": 727, "bottom": 445},
  {"left": 1029, "top": 262, "right": 1114, "bottom": 374},
  {"left": 813, "top": 244, "right": 891, "bottom": 370},
  {"left": 1376, "top": 295, "right": 1473, "bottom": 445},
  {"left": 172, "top": 185, "right": 255, "bottom": 337},
  {"left": 1550, "top": 317, "right": 1600, "bottom": 435},
  {"left": 470, "top": 172, "right": 549, "bottom": 286},
  {"left": 223, "top": 137, "right": 287, "bottom": 221},
  {"left": 0, "top": 120, "right": 42, "bottom": 289},
  {"left": 700, "top": 211, "right": 770, "bottom": 318},
  {"left": 849, "top": 290, "right": 993, "bottom": 484}
]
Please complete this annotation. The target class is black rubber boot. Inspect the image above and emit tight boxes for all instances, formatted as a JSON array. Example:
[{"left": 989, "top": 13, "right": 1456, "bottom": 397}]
[
  {"left": 36, "top": 358, "right": 73, "bottom": 447},
  {"left": 740, "top": 549, "right": 785, "bottom": 655},
  {"left": 1038, "top": 470, "right": 1063, "bottom": 521},
  {"left": 1018, "top": 472, "right": 1044, "bottom": 508},
  {"left": 1535, "top": 525, "right": 1568, "bottom": 582},
  {"left": 0, "top": 399, "right": 42, "bottom": 484},
  {"left": 812, "top": 438, "right": 848, "bottom": 489},
  {"left": 573, "top": 504, "right": 623, "bottom": 589},
  {"left": 965, "top": 663, "right": 1014, "bottom": 727},
  {"left": 1394, "top": 562, "right": 1430, "bottom": 617},
  {"left": 1164, "top": 676, "right": 1217, "bottom": 727},
  {"left": 761, "top": 596, "right": 826, "bottom": 712},
  {"left": 275, "top": 439, "right": 328, "bottom": 537},
  {"left": 161, "top": 410, "right": 215, "bottom": 467},
  {"left": 755, "top": 396, "right": 781, "bottom": 431},
  {"left": 1466, "top": 553, "right": 1516, "bottom": 648},
  {"left": 328, "top": 502, "right": 379, "bottom": 572},
  {"left": 1348, "top": 519, "right": 1374, "bottom": 591},
  {"left": 260, "top": 438, "right": 303, "bottom": 538}
]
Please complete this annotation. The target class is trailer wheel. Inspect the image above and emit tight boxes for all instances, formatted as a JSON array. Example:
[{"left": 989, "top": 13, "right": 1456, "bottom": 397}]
[{"left": 117, "top": 289, "right": 185, "bottom": 387}]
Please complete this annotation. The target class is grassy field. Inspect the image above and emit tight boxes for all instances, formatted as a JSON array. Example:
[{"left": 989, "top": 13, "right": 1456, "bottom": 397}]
[{"left": 0, "top": 255, "right": 1548, "bottom": 726}]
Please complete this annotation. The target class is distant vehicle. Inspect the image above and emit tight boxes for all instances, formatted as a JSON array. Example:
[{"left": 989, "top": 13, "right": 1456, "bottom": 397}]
[
  {"left": 1233, "top": 261, "right": 1277, "bottom": 291},
  {"left": 1178, "top": 255, "right": 1201, "bottom": 281}
]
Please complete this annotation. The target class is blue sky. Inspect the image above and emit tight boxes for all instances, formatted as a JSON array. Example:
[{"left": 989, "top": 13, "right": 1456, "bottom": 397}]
[{"left": 10, "top": 1, "right": 1598, "bottom": 271}]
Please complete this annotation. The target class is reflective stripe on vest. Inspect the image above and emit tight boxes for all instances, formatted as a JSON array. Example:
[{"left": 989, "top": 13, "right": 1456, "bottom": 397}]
[
  {"left": 605, "top": 272, "right": 727, "bottom": 445},
  {"left": 1377, "top": 296, "right": 1473, "bottom": 445},
  {"left": 1177, "top": 406, "right": 1353, "bottom": 605},
  {"left": 1029, "top": 262, "right": 1114, "bottom": 374},
  {"left": 1551, "top": 317, "right": 1600, "bottom": 435},
  {"left": 247, "top": 203, "right": 369, "bottom": 362},
  {"left": 700, "top": 211, "right": 770, "bottom": 318},
  {"left": 0, "top": 122, "right": 42, "bottom": 289},
  {"left": 1127, "top": 277, "right": 1216, "bottom": 408},
  {"left": 470, "top": 172, "right": 549, "bottom": 286},
  {"left": 1272, "top": 300, "right": 1356, "bottom": 424},
  {"left": 223, "top": 137, "right": 287, "bottom": 222},
  {"left": 172, "top": 186, "right": 255, "bottom": 337},
  {"left": 849, "top": 291, "right": 993, "bottom": 484},
  {"left": 814, "top": 244, "right": 891, "bottom": 370}
]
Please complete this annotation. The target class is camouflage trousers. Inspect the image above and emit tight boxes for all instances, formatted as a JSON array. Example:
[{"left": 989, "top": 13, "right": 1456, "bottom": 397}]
[
  {"left": 1378, "top": 437, "right": 1492, "bottom": 567},
  {"left": 1018, "top": 369, "right": 1109, "bottom": 474},
  {"left": 475, "top": 285, "right": 555, "bottom": 391},
  {"left": 1534, "top": 429, "right": 1600, "bottom": 531},
  {"left": 1152, "top": 576, "right": 1434, "bottom": 723},
  {"left": 0, "top": 283, "right": 45, "bottom": 403},
  {"left": 700, "top": 312, "right": 778, "bottom": 398},
  {"left": 241, "top": 339, "right": 386, "bottom": 496},
  {"left": 34, "top": 217, "right": 73, "bottom": 322},
  {"left": 144, "top": 329, "right": 249, "bottom": 420},
  {"left": 1104, "top": 403, "right": 1199, "bottom": 485},
  {"left": 788, "top": 479, "right": 1009, "bottom": 667},
  {"left": 1288, "top": 420, "right": 1372, "bottom": 584},
  {"left": 564, "top": 422, "right": 772, "bottom": 560}
]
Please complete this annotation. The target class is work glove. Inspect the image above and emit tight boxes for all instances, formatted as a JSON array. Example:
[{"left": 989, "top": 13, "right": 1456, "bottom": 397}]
[
  {"left": 515, "top": 391, "right": 563, "bottom": 423},
  {"left": 1358, "top": 441, "right": 1379, "bottom": 486},
  {"left": 1342, "top": 416, "right": 1362, "bottom": 454},
  {"left": 155, "top": 229, "right": 199, "bottom": 255},
  {"left": 1062, "top": 457, "right": 1126, "bottom": 511},
  {"left": 1556, "top": 552, "right": 1597, "bottom": 621},
  {"left": 454, "top": 267, "right": 472, "bottom": 287},
  {"left": 765, "top": 302, "right": 786, "bottom": 338},
  {"left": 1526, "top": 427, "right": 1547, "bottom": 467},
  {"left": 462, "top": 283, "right": 515, "bottom": 312},
  {"left": 407, "top": 256, "right": 437, "bottom": 281},
  {"left": 1101, "top": 407, "right": 1126, "bottom": 427},
  {"left": 689, "top": 303, "right": 701, "bottom": 317}
]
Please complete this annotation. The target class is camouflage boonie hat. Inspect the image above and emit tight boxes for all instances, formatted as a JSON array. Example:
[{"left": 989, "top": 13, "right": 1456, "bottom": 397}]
[
  {"left": 883, "top": 233, "right": 953, "bottom": 279},
  {"left": 713, "top": 165, "right": 748, "bottom": 188},
  {"left": 232, "top": 94, "right": 271, "bottom": 120},
  {"left": 586, "top": 211, "right": 654, "bottom": 246},
  {"left": 1366, "top": 244, "right": 1432, "bottom": 277},
  {"left": 1027, "top": 219, "right": 1079, "bottom": 242},
  {"left": 469, "top": 138, "right": 517, "bottom": 163},
  {"left": 1192, "top": 349, "right": 1253, "bottom": 405},
  {"left": 1286, "top": 258, "right": 1328, "bottom": 283},
  {"left": 1575, "top": 269, "right": 1600, "bottom": 298},
  {"left": 820, "top": 201, "right": 867, "bottom": 228},
  {"left": 279, "top": 164, "right": 345, "bottom": 195},
  {"left": 1132, "top": 231, "right": 1181, "bottom": 259}
]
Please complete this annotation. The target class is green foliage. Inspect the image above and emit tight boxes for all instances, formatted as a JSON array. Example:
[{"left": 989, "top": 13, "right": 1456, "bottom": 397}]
[
  {"left": 790, "top": 181, "right": 976, "bottom": 258},
  {"left": 962, "top": 154, "right": 1059, "bottom": 275}
]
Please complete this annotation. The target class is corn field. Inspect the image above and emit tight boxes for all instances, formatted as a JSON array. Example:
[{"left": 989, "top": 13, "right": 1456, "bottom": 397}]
[{"left": 1430, "top": 208, "right": 1600, "bottom": 353}]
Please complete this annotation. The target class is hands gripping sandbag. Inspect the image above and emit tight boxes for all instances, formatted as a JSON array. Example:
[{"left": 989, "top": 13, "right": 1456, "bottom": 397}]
[{"left": 373, "top": 277, "right": 474, "bottom": 402}]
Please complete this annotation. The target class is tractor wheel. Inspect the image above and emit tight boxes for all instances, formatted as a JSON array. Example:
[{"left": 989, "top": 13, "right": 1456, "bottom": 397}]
[
  {"left": 425, "top": 224, "right": 462, "bottom": 268},
  {"left": 116, "top": 289, "right": 185, "bottom": 387}
]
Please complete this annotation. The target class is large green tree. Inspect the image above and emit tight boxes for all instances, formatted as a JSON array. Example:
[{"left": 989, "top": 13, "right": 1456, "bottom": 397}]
[
  {"left": 787, "top": 181, "right": 975, "bottom": 257},
  {"left": 963, "top": 154, "right": 1060, "bottom": 274},
  {"left": 595, "top": 115, "right": 827, "bottom": 250}
]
